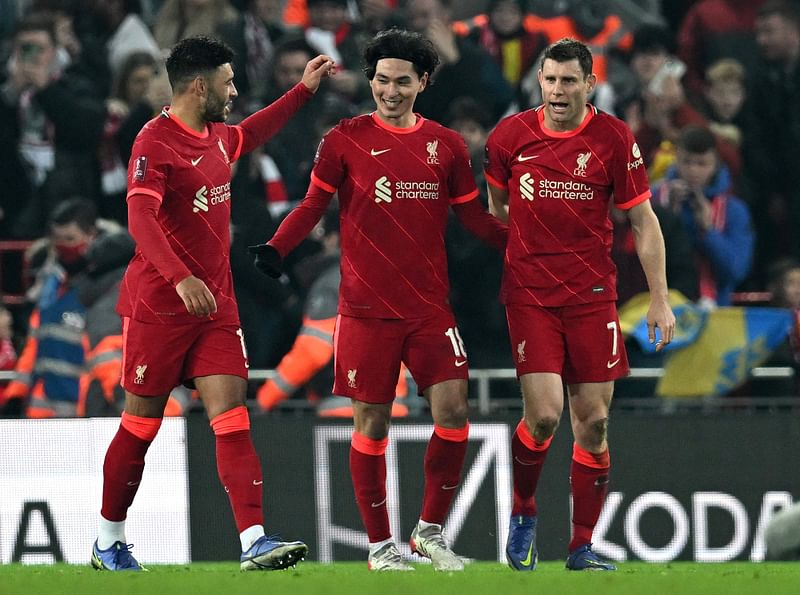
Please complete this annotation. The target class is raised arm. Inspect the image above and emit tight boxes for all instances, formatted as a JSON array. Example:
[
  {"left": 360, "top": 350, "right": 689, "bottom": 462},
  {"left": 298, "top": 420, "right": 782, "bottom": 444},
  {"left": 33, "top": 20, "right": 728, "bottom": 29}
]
[{"left": 237, "top": 55, "right": 335, "bottom": 155}]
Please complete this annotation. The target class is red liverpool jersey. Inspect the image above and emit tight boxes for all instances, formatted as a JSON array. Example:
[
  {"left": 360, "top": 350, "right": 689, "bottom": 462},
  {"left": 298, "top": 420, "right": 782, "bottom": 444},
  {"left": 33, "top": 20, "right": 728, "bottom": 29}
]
[
  {"left": 485, "top": 105, "right": 651, "bottom": 307},
  {"left": 312, "top": 113, "right": 478, "bottom": 319},
  {"left": 118, "top": 109, "right": 245, "bottom": 324}
]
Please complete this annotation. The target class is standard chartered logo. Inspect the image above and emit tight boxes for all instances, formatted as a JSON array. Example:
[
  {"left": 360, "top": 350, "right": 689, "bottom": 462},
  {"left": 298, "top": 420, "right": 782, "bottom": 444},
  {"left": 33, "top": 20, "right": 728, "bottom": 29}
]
[
  {"left": 518, "top": 174, "right": 594, "bottom": 202},
  {"left": 193, "top": 182, "right": 231, "bottom": 213},
  {"left": 374, "top": 176, "right": 440, "bottom": 203},
  {"left": 193, "top": 186, "right": 209, "bottom": 212},
  {"left": 520, "top": 173, "right": 535, "bottom": 201},
  {"left": 374, "top": 176, "right": 392, "bottom": 203}
]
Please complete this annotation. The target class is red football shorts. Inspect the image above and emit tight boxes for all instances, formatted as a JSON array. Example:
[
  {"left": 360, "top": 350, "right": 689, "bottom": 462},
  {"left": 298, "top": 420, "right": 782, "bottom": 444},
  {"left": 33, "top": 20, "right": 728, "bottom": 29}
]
[
  {"left": 505, "top": 301, "right": 629, "bottom": 384},
  {"left": 332, "top": 311, "right": 469, "bottom": 404},
  {"left": 121, "top": 317, "right": 249, "bottom": 396}
]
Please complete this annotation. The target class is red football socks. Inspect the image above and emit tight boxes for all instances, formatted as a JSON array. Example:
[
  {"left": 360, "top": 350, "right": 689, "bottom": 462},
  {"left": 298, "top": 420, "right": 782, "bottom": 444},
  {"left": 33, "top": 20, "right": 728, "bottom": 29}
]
[
  {"left": 420, "top": 424, "right": 469, "bottom": 524},
  {"left": 350, "top": 432, "right": 391, "bottom": 542},
  {"left": 101, "top": 413, "right": 162, "bottom": 521},
  {"left": 569, "top": 443, "right": 610, "bottom": 552},
  {"left": 511, "top": 419, "right": 552, "bottom": 516},
  {"left": 211, "top": 406, "right": 264, "bottom": 532}
]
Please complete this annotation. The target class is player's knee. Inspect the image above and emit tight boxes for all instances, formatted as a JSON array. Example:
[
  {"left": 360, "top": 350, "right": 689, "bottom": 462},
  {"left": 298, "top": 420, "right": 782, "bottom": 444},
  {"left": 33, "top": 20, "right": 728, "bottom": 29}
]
[
  {"left": 586, "top": 417, "right": 609, "bottom": 448},
  {"left": 532, "top": 416, "right": 559, "bottom": 442},
  {"left": 443, "top": 396, "right": 469, "bottom": 426}
]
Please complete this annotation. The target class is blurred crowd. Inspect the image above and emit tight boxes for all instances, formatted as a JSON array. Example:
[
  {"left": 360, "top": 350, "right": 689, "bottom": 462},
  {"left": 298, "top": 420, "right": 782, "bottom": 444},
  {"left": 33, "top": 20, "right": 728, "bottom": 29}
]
[{"left": 2, "top": 0, "right": 800, "bottom": 416}]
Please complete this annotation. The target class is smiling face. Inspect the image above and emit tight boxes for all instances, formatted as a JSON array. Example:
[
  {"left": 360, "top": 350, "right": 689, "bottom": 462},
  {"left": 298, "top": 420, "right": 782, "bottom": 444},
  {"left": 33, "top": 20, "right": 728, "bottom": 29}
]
[
  {"left": 370, "top": 58, "right": 427, "bottom": 128},
  {"left": 537, "top": 57, "right": 595, "bottom": 132},
  {"left": 202, "top": 63, "right": 237, "bottom": 123}
]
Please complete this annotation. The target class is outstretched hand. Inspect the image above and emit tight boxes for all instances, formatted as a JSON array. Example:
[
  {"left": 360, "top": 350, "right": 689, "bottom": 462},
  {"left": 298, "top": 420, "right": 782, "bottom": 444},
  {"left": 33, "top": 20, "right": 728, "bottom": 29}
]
[
  {"left": 301, "top": 54, "right": 336, "bottom": 93},
  {"left": 248, "top": 243, "right": 283, "bottom": 278}
]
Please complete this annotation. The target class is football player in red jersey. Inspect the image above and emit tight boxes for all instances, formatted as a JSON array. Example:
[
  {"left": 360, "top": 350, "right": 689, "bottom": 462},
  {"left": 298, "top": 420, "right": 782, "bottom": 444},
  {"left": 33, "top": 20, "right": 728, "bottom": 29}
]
[
  {"left": 250, "top": 28, "right": 507, "bottom": 571},
  {"left": 91, "top": 35, "right": 334, "bottom": 572},
  {"left": 485, "top": 38, "right": 676, "bottom": 571}
]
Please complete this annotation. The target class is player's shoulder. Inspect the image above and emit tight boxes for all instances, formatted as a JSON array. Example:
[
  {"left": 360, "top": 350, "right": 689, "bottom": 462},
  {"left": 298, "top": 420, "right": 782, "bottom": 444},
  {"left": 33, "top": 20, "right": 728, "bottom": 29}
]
[
  {"left": 135, "top": 112, "right": 172, "bottom": 143},
  {"left": 330, "top": 113, "right": 373, "bottom": 135},
  {"left": 589, "top": 107, "right": 633, "bottom": 135},
  {"left": 491, "top": 108, "right": 538, "bottom": 138},
  {"left": 421, "top": 118, "right": 464, "bottom": 143}
]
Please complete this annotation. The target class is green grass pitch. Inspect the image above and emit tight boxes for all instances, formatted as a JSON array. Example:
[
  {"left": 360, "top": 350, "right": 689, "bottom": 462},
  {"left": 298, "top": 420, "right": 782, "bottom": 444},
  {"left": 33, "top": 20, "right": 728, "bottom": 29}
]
[{"left": 2, "top": 562, "right": 800, "bottom": 595}]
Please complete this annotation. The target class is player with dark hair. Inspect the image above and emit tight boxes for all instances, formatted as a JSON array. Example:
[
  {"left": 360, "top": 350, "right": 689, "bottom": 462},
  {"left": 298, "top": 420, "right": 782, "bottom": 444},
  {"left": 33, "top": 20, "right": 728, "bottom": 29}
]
[
  {"left": 485, "top": 38, "right": 676, "bottom": 571},
  {"left": 91, "top": 35, "right": 334, "bottom": 572},
  {"left": 250, "top": 28, "right": 507, "bottom": 571}
]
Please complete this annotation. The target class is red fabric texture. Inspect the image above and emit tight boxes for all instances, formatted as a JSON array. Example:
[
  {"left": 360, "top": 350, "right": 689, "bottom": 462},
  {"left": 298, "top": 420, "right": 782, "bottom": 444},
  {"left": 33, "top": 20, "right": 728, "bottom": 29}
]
[
  {"left": 215, "top": 429, "right": 264, "bottom": 532},
  {"left": 451, "top": 198, "right": 508, "bottom": 251},
  {"left": 511, "top": 420, "right": 553, "bottom": 516},
  {"left": 127, "top": 194, "right": 193, "bottom": 286},
  {"left": 569, "top": 444, "right": 610, "bottom": 551},
  {"left": 101, "top": 424, "right": 153, "bottom": 521},
  {"left": 349, "top": 445, "right": 391, "bottom": 542},
  {"left": 421, "top": 429, "right": 468, "bottom": 524}
]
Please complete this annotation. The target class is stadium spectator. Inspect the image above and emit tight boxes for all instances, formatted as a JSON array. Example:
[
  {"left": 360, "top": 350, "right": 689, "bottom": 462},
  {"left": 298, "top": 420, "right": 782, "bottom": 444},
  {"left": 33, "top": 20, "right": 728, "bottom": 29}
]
[
  {"left": 485, "top": 38, "right": 675, "bottom": 571},
  {"left": 358, "top": 0, "right": 405, "bottom": 35},
  {"left": 676, "top": 0, "right": 765, "bottom": 101},
  {"left": 404, "top": 0, "right": 514, "bottom": 124},
  {"left": 249, "top": 29, "right": 507, "bottom": 571},
  {"left": 2, "top": 198, "right": 94, "bottom": 418},
  {"left": 260, "top": 35, "right": 342, "bottom": 212},
  {"left": 651, "top": 125, "right": 754, "bottom": 309},
  {"left": 522, "top": 0, "right": 633, "bottom": 114},
  {"left": 700, "top": 59, "right": 747, "bottom": 152},
  {"left": 611, "top": 203, "right": 699, "bottom": 307},
  {"left": 741, "top": 0, "right": 800, "bottom": 287},
  {"left": 619, "top": 24, "right": 708, "bottom": 184},
  {"left": 218, "top": 0, "right": 297, "bottom": 114},
  {"left": 0, "top": 11, "right": 107, "bottom": 239},
  {"left": 79, "top": 0, "right": 161, "bottom": 78},
  {"left": 302, "top": 0, "right": 373, "bottom": 106},
  {"left": 696, "top": 58, "right": 747, "bottom": 180},
  {"left": 90, "top": 36, "right": 333, "bottom": 571},
  {"left": 452, "top": 0, "right": 549, "bottom": 108},
  {"left": 153, "top": 0, "right": 240, "bottom": 51},
  {"left": 99, "top": 51, "right": 162, "bottom": 225}
]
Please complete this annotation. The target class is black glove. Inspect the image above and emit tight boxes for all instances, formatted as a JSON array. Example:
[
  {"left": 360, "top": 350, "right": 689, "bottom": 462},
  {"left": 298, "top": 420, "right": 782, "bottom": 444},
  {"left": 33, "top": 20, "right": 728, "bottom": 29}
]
[{"left": 248, "top": 243, "right": 283, "bottom": 278}]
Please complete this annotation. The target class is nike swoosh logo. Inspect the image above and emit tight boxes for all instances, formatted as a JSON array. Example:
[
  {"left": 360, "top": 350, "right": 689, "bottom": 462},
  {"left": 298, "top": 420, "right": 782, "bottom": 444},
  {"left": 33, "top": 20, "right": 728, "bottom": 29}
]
[
  {"left": 191, "top": 156, "right": 203, "bottom": 166},
  {"left": 126, "top": 481, "right": 140, "bottom": 486},
  {"left": 371, "top": 498, "right": 387, "bottom": 508},
  {"left": 253, "top": 480, "right": 263, "bottom": 485},
  {"left": 370, "top": 148, "right": 391, "bottom": 156},
  {"left": 521, "top": 542, "right": 535, "bottom": 566},
  {"left": 607, "top": 359, "right": 621, "bottom": 369},
  {"left": 594, "top": 477, "right": 609, "bottom": 486},
  {"left": 455, "top": 360, "right": 467, "bottom": 367},
  {"left": 442, "top": 484, "right": 458, "bottom": 491},
  {"left": 517, "top": 154, "right": 538, "bottom": 162}
]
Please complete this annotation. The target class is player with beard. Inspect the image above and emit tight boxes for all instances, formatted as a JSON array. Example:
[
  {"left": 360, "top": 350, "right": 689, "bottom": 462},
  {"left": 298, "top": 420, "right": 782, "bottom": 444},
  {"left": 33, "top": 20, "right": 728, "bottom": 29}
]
[
  {"left": 249, "top": 28, "right": 507, "bottom": 571},
  {"left": 485, "top": 38, "right": 675, "bottom": 571},
  {"left": 91, "top": 35, "right": 334, "bottom": 571}
]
